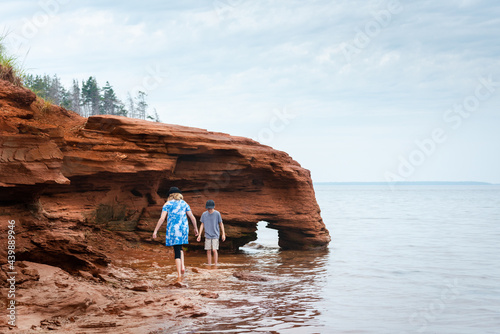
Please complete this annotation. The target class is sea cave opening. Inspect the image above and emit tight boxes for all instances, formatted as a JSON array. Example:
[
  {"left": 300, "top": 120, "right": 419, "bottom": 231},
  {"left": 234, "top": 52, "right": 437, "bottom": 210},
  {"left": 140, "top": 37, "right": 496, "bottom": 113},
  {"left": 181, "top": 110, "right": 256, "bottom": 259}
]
[{"left": 241, "top": 221, "right": 279, "bottom": 252}]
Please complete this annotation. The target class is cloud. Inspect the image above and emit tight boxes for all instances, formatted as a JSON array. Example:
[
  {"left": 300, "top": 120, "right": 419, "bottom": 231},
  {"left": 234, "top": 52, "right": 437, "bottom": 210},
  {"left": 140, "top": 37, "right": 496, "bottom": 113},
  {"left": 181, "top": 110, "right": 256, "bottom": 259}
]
[{"left": 1, "top": 0, "right": 499, "bottom": 182}]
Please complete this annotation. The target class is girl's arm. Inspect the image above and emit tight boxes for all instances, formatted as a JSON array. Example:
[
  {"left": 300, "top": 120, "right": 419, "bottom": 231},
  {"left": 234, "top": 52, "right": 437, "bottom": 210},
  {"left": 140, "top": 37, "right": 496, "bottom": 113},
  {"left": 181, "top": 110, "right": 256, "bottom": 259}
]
[
  {"left": 220, "top": 221, "right": 226, "bottom": 242},
  {"left": 197, "top": 223, "right": 204, "bottom": 242},
  {"left": 187, "top": 210, "right": 199, "bottom": 236},
  {"left": 152, "top": 211, "right": 167, "bottom": 239}
]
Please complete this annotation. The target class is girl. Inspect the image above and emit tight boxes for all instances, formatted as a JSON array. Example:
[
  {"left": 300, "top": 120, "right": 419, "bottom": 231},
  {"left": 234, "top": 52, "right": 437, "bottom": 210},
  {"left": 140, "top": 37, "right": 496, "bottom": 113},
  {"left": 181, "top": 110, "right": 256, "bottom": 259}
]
[{"left": 152, "top": 186, "right": 198, "bottom": 280}]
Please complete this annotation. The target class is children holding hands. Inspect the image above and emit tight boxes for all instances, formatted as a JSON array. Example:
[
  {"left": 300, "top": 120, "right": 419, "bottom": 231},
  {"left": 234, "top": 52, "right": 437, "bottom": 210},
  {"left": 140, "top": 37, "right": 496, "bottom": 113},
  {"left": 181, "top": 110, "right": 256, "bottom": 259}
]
[
  {"left": 153, "top": 192, "right": 225, "bottom": 279},
  {"left": 197, "top": 199, "right": 225, "bottom": 265}
]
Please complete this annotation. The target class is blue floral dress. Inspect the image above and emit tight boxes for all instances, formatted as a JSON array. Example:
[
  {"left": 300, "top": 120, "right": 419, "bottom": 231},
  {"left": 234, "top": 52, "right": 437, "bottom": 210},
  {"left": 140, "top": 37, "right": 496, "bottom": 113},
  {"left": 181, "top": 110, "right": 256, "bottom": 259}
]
[{"left": 163, "top": 199, "right": 191, "bottom": 246}]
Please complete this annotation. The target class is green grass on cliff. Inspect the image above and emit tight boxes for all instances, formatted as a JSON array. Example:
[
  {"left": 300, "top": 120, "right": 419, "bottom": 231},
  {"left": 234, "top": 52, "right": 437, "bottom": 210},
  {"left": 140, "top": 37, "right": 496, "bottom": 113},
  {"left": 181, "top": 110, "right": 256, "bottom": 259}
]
[{"left": 0, "top": 35, "right": 25, "bottom": 87}]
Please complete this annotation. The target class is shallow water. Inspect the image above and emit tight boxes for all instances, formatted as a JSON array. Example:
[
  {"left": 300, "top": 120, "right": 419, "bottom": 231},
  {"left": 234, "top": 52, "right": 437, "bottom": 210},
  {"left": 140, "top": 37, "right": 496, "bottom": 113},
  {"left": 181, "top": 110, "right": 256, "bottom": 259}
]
[{"left": 155, "top": 185, "right": 500, "bottom": 333}]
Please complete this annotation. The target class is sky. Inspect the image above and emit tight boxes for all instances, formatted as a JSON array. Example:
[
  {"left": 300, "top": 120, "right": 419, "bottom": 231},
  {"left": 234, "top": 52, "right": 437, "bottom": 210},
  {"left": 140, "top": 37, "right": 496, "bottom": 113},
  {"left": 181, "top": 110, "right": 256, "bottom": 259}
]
[{"left": 1, "top": 0, "right": 500, "bottom": 183}]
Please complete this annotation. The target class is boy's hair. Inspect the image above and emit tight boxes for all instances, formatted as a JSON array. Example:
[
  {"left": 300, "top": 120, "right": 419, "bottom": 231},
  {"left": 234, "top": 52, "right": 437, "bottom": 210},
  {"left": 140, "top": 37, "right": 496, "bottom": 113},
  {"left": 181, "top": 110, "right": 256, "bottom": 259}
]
[{"left": 167, "top": 193, "right": 183, "bottom": 201}]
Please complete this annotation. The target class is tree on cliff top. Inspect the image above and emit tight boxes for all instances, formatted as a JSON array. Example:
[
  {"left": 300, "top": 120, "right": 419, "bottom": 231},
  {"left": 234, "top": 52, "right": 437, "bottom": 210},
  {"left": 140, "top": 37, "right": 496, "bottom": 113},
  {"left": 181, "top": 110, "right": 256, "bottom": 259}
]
[
  {"left": 102, "top": 81, "right": 127, "bottom": 116},
  {"left": 81, "top": 76, "right": 100, "bottom": 117},
  {"left": 23, "top": 74, "right": 157, "bottom": 121},
  {"left": 70, "top": 79, "right": 81, "bottom": 114},
  {"left": 135, "top": 91, "right": 148, "bottom": 120},
  {"left": 1, "top": 36, "right": 158, "bottom": 122}
]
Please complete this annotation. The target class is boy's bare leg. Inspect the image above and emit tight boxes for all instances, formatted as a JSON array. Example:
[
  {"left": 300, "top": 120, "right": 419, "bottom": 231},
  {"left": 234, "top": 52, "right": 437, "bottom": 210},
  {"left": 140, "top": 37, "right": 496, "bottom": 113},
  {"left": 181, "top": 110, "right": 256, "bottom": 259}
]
[
  {"left": 206, "top": 250, "right": 212, "bottom": 265},
  {"left": 181, "top": 250, "right": 185, "bottom": 274},
  {"left": 213, "top": 249, "right": 218, "bottom": 265}
]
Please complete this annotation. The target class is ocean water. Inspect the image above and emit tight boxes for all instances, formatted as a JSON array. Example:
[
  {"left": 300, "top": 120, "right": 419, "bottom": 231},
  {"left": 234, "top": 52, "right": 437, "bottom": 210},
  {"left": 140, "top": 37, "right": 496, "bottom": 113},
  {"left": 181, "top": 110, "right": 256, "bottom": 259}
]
[{"left": 165, "top": 185, "right": 500, "bottom": 334}]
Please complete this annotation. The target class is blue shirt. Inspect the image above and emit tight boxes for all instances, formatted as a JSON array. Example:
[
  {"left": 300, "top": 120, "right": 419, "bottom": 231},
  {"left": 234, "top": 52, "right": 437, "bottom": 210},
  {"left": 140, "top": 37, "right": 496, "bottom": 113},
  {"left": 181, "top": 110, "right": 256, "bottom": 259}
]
[
  {"left": 162, "top": 200, "right": 191, "bottom": 246},
  {"left": 201, "top": 210, "right": 222, "bottom": 239}
]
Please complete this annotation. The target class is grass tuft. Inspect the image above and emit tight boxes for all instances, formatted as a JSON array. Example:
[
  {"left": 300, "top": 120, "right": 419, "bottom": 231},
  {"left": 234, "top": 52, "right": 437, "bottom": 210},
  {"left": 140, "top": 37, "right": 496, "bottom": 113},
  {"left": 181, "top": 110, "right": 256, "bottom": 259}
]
[
  {"left": 0, "top": 34, "right": 25, "bottom": 87},
  {"left": 34, "top": 96, "right": 53, "bottom": 114}
]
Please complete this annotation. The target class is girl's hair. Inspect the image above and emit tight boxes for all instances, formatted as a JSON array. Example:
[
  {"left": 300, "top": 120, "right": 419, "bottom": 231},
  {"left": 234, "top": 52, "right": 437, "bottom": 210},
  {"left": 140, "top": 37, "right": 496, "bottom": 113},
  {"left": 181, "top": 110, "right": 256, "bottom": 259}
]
[{"left": 167, "top": 193, "right": 183, "bottom": 201}]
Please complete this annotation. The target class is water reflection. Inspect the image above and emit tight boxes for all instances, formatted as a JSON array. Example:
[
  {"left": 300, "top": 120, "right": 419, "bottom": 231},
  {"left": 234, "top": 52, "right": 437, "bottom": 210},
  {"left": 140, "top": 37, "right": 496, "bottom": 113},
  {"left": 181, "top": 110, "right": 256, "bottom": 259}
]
[{"left": 166, "top": 246, "right": 330, "bottom": 333}]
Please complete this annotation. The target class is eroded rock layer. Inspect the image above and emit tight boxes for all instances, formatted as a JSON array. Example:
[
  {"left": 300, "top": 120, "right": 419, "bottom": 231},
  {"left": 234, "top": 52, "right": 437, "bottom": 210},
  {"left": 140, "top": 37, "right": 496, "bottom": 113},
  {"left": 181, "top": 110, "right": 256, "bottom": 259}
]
[{"left": 0, "top": 78, "right": 330, "bottom": 273}]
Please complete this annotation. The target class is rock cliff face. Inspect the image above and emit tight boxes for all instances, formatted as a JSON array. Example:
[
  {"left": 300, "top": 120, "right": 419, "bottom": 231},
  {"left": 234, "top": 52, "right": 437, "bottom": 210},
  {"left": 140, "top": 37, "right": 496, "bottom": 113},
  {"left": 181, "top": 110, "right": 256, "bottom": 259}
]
[{"left": 0, "top": 78, "right": 330, "bottom": 273}]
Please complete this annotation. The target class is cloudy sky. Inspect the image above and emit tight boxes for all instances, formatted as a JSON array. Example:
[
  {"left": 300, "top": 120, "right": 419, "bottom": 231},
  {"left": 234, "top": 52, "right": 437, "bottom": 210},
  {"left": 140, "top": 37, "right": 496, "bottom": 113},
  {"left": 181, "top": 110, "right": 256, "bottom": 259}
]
[{"left": 2, "top": 0, "right": 500, "bottom": 183}]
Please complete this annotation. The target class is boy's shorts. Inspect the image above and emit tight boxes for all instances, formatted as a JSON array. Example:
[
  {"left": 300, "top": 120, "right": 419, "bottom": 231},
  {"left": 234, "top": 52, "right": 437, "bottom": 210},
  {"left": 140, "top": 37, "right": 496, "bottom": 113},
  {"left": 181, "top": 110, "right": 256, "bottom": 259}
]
[{"left": 204, "top": 238, "right": 219, "bottom": 250}]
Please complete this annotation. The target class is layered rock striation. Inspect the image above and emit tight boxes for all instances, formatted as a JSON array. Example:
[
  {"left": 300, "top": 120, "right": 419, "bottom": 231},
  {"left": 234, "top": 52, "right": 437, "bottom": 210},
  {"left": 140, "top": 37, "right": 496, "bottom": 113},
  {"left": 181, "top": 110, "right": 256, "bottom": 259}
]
[{"left": 0, "top": 78, "right": 330, "bottom": 274}]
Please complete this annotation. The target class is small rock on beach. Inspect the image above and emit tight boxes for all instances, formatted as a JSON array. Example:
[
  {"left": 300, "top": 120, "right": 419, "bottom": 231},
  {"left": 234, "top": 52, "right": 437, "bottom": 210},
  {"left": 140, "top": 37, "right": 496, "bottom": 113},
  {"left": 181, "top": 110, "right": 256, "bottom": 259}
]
[{"left": 233, "top": 271, "right": 271, "bottom": 282}]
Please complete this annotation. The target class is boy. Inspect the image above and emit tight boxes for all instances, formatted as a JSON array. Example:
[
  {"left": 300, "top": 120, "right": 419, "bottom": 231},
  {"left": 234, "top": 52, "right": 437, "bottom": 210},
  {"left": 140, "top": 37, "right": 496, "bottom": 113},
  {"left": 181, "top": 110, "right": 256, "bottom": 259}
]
[{"left": 197, "top": 199, "right": 225, "bottom": 265}]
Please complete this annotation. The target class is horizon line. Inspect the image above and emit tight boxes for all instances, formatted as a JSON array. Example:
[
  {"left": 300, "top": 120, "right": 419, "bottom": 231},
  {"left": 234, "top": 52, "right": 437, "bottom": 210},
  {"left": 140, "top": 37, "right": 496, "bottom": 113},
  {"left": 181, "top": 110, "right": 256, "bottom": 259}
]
[{"left": 313, "top": 181, "right": 497, "bottom": 185}]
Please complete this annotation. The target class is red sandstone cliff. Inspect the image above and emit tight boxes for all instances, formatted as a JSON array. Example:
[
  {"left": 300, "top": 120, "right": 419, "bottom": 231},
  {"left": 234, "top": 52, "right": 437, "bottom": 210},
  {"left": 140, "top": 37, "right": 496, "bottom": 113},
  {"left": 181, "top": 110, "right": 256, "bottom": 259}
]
[{"left": 0, "top": 78, "right": 330, "bottom": 275}]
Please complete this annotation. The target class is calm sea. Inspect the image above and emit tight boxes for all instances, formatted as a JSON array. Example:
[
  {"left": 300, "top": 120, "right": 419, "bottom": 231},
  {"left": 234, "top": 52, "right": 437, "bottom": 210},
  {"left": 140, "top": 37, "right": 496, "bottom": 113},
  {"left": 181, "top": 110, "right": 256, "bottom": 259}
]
[{"left": 164, "top": 184, "right": 500, "bottom": 334}]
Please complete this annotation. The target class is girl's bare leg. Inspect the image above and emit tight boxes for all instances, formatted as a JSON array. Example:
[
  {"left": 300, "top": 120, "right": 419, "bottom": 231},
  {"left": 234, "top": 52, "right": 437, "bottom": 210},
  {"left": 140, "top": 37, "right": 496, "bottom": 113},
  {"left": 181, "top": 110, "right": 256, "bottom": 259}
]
[
  {"left": 175, "top": 258, "right": 182, "bottom": 280},
  {"left": 181, "top": 250, "right": 185, "bottom": 274}
]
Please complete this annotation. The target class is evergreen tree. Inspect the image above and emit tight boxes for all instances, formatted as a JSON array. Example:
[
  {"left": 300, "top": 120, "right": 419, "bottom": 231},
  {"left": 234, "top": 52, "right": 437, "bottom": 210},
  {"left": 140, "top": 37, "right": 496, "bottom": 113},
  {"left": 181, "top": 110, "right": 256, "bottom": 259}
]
[
  {"left": 23, "top": 72, "right": 155, "bottom": 121},
  {"left": 147, "top": 108, "right": 161, "bottom": 122},
  {"left": 80, "top": 79, "right": 90, "bottom": 117},
  {"left": 115, "top": 100, "right": 127, "bottom": 117},
  {"left": 24, "top": 74, "right": 50, "bottom": 100},
  {"left": 101, "top": 81, "right": 119, "bottom": 115},
  {"left": 135, "top": 91, "right": 148, "bottom": 120},
  {"left": 127, "top": 92, "right": 135, "bottom": 118},
  {"left": 70, "top": 79, "right": 81, "bottom": 115},
  {"left": 23, "top": 74, "right": 35, "bottom": 91},
  {"left": 48, "top": 74, "right": 61, "bottom": 104},
  {"left": 81, "top": 76, "right": 100, "bottom": 116},
  {"left": 60, "top": 86, "right": 72, "bottom": 109}
]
